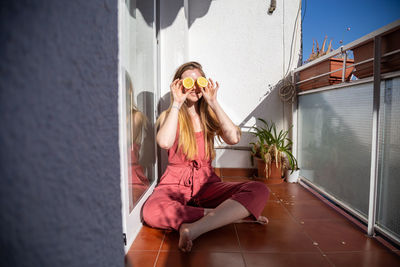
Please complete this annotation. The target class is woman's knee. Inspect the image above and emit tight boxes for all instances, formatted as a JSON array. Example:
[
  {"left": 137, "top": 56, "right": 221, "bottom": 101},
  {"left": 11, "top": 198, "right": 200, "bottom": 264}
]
[
  {"left": 142, "top": 196, "right": 180, "bottom": 229},
  {"left": 142, "top": 197, "right": 162, "bottom": 227},
  {"left": 141, "top": 199, "right": 151, "bottom": 223},
  {"left": 246, "top": 181, "right": 270, "bottom": 202}
]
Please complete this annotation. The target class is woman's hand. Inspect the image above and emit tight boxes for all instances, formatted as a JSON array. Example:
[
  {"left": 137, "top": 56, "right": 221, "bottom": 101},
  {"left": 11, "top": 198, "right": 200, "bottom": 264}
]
[
  {"left": 170, "top": 78, "right": 192, "bottom": 107},
  {"left": 201, "top": 78, "right": 219, "bottom": 108}
]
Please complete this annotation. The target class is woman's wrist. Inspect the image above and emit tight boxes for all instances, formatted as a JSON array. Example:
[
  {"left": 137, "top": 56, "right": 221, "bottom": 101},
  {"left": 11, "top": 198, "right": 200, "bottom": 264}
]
[
  {"left": 208, "top": 99, "right": 219, "bottom": 110},
  {"left": 171, "top": 101, "right": 182, "bottom": 110}
]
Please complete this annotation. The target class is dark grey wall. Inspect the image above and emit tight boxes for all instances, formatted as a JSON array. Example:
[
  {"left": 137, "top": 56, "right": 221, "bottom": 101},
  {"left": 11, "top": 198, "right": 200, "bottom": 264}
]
[{"left": 0, "top": 1, "right": 124, "bottom": 266}]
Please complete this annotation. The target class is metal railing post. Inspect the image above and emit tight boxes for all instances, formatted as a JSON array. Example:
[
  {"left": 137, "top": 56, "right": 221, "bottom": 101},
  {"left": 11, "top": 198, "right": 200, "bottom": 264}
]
[
  {"left": 367, "top": 35, "right": 382, "bottom": 237},
  {"left": 341, "top": 46, "right": 347, "bottom": 82},
  {"left": 291, "top": 71, "right": 298, "bottom": 161}
]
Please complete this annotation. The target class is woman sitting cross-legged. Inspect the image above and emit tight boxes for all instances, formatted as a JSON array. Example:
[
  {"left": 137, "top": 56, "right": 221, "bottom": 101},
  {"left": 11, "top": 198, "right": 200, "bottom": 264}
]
[{"left": 142, "top": 61, "right": 270, "bottom": 252}]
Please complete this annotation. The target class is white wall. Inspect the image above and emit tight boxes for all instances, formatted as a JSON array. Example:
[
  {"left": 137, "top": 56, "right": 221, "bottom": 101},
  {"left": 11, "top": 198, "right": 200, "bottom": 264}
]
[
  {"left": 189, "top": 0, "right": 284, "bottom": 124},
  {"left": 158, "top": 0, "right": 190, "bottom": 174},
  {"left": 159, "top": 0, "right": 302, "bottom": 169},
  {"left": 159, "top": 0, "right": 189, "bottom": 99}
]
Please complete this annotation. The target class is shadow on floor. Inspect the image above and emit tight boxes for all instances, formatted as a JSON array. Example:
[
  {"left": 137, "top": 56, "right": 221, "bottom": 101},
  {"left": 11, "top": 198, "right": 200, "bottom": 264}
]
[{"left": 125, "top": 176, "right": 400, "bottom": 267}]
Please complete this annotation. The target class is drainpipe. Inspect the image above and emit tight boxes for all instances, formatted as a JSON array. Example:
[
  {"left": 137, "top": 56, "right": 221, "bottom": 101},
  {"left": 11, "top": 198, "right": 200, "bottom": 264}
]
[{"left": 268, "top": 0, "right": 276, "bottom": 14}]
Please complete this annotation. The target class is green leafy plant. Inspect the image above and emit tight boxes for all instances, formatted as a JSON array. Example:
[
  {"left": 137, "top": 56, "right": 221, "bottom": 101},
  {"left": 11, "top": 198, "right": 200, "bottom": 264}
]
[{"left": 250, "top": 118, "right": 298, "bottom": 178}]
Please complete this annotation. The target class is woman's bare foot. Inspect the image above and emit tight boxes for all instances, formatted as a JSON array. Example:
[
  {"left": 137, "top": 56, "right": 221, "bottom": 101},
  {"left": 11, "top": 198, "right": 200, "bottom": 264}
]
[
  {"left": 256, "top": 216, "right": 269, "bottom": 225},
  {"left": 178, "top": 223, "right": 194, "bottom": 252},
  {"left": 235, "top": 215, "right": 269, "bottom": 225}
]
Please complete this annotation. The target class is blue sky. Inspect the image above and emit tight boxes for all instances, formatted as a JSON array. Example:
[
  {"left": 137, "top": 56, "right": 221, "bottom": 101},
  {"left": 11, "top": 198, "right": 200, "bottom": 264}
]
[{"left": 301, "top": 0, "right": 400, "bottom": 63}]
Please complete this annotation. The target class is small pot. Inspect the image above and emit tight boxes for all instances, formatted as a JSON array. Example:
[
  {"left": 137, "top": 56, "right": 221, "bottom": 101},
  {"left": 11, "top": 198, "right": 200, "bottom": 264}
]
[{"left": 286, "top": 169, "right": 300, "bottom": 183}]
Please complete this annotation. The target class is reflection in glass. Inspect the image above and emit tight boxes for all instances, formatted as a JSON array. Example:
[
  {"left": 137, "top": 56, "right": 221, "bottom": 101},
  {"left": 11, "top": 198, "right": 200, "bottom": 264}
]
[
  {"left": 126, "top": 72, "right": 150, "bottom": 212},
  {"left": 298, "top": 83, "right": 373, "bottom": 216},
  {"left": 377, "top": 77, "right": 400, "bottom": 240},
  {"left": 122, "top": 0, "right": 156, "bottom": 211}
]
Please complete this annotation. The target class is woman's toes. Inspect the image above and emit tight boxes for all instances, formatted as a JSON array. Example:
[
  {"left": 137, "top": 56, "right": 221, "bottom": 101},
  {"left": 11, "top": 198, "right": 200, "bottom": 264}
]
[
  {"left": 186, "top": 240, "right": 193, "bottom": 252},
  {"left": 257, "top": 216, "right": 269, "bottom": 225}
]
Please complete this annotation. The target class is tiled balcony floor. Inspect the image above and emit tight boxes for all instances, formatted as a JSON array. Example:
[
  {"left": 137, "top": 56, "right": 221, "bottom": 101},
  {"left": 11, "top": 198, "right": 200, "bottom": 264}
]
[{"left": 126, "top": 177, "right": 400, "bottom": 267}]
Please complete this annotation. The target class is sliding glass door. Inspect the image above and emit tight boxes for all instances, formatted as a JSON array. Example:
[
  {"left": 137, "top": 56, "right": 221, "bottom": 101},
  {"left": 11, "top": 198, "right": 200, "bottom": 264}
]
[
  {"left": 119, "top": 0, "right": 158, "bottom": 252},
  {"left": 376, "top": 77, "right": 400, "bottom": 243}
]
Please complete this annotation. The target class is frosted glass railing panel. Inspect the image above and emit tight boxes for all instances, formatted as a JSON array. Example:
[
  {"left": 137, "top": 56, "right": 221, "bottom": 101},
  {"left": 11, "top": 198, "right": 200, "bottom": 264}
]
[
  {"left": 298, "top": 83, "right": 373, "bottom": 216},
  {"left": 377, "top": 77, "right": 400, "bottom": 240}
]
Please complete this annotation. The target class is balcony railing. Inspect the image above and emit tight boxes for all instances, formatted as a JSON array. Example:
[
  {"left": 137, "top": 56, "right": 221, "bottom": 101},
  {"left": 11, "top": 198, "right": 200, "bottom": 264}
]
[
  {"left": 292, "top": 19, "right": 400, "bottom": 246},
  {"left": 294, "top": 19, "right": 400, "bottom": 94}
]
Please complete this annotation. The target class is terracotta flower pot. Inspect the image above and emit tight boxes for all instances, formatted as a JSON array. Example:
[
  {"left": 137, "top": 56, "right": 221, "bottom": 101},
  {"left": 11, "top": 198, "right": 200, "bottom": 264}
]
[
  {"left": 299, "top": 57, "right": 354, "bottom": 91},
  {"left": 353, "top": 27, "right": 400, "bottom": 79},
  {"left": 255, "top": 157, "right": 284, "bottom": 184}
]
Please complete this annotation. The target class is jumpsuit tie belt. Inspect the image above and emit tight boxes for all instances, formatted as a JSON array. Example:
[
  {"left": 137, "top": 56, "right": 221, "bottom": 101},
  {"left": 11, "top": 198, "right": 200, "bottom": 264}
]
[{"left": 168, "top": 159, "right": 211, "bottom": 196}]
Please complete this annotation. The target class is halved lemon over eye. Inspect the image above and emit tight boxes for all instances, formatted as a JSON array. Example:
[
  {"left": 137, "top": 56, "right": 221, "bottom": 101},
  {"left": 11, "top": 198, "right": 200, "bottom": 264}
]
[
  {"left": 182, "top": 77, "right": 194, "bottom": 89},
  {"left": 197, "top": 77, "right": 208, "bottom": 87}
]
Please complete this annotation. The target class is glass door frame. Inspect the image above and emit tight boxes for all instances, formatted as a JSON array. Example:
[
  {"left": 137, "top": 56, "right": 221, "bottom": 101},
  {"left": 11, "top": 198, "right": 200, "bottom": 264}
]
[{"left": 118, "top": 0, "right": 159, "bottom": 253}]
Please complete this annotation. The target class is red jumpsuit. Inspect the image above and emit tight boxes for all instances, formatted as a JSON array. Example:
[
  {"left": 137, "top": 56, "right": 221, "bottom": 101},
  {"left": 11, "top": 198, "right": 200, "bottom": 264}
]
[
  {"left": 142, "top": 130, "right": 270, "bottom": 231},
  {"left": 129, "top": 143, "right": 150, "bottom": 210}
]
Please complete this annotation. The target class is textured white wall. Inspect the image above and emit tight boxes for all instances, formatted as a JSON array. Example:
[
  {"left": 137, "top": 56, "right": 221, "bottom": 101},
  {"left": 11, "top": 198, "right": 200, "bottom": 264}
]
[{"left": 158, "top": 0, "right": 302, "bottom": 169}]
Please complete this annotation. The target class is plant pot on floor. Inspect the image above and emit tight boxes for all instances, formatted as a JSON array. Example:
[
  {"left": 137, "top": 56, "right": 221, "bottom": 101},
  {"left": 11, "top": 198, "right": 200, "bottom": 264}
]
[
  {"left": 255, "top": 157, "right": 284, "bottom": 184},
  {"left": 285, "top": 169, "right": 300, "bottom": 183},
  {"left": 299, "top": 57, "right": 354, "bottom": 91}
]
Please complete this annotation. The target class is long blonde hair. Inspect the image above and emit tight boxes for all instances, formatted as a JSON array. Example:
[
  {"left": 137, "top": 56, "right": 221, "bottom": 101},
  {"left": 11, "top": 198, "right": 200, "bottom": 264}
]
[
  {"left": 126, "top": 70, "right": 148, "bottom": 147},
  {"left": 157, "top": 62, "right": 222, "bottom": 160}
]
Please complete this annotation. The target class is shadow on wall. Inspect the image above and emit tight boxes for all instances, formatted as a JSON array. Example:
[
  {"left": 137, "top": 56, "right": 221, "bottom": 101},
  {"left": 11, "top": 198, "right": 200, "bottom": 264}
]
[
  {"left": 160, "top": 0, "right": 213, "bottom": 29},
  {"left": 216, "top": 77, "right": 292, "bottom": 168},
  {"left": 156, "top": 92, "right": 173, "bottom": 181},
  {"left": 128, "top": 0, "right": 213, "bottom": 29},
  {"left": 125, "top": 0, "right": 153, "bottom": 22},
  {"left": 187, "top": 0, "right": 213, "bottom": 28}
]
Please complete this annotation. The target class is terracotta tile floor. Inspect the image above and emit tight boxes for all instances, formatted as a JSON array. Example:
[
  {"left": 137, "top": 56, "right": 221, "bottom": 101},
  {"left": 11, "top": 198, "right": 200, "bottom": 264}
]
[{"left": 126, "top": 177, "right": 400, "bottom": 267}]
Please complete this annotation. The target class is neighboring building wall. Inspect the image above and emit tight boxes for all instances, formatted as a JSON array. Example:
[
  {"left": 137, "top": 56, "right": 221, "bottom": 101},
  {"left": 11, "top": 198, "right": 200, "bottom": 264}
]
[
  {"left": 158, "top": 0, "right": 302, "bottom": 169},
  {"left": 0, "top": 1, "right": 123, "bottom": 266}
]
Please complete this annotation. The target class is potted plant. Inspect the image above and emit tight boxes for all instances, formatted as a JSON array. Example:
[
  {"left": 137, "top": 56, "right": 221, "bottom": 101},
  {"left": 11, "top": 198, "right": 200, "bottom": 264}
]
[
  {"left": 299, "top": 36, "right": 354, "bottom": 91},
  {"left": 250, "top": 118, "right": 298, "bottom": 184}
]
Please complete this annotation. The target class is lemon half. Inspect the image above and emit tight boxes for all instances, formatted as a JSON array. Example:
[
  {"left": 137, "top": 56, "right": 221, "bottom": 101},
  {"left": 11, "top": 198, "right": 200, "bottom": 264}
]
[
  {"left": 182, "top": 77, "right": 194, "bottom": 89},
  {"left": 197, "top": 77, "right": 208, "bottom": 87}
]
